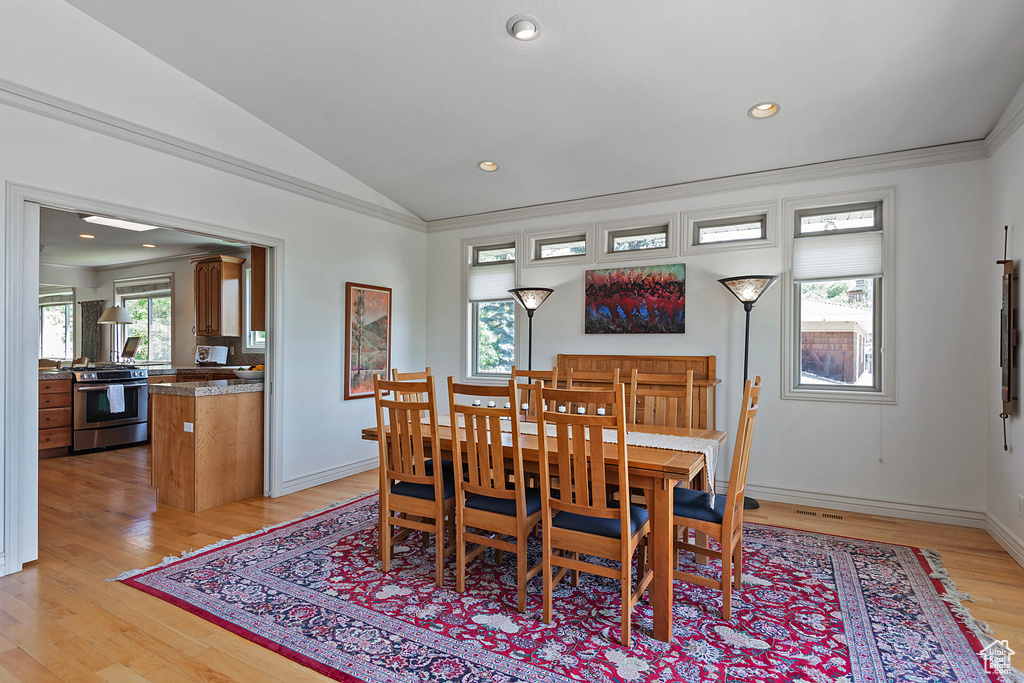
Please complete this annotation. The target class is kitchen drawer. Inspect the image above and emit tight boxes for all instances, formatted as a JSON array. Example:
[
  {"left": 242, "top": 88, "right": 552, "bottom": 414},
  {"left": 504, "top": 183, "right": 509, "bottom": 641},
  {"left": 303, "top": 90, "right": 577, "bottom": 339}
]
[
  {"left": 148, "top": 375, "right": 179, "bottom": 385},
  {"left": 39, "top": 379, "right": 71, "bottom": 395},
  {"left": 39, "top": 406, "right": 72, "bottom": 429},
  {"left": 39, "top": 391, "right": 72, "bottom": 409},
  {"left": 38, "top": 427, "right": 72, "bottom": 450},
  {"left": 210, "top": 373, "right": 237, "bottom": 381}
]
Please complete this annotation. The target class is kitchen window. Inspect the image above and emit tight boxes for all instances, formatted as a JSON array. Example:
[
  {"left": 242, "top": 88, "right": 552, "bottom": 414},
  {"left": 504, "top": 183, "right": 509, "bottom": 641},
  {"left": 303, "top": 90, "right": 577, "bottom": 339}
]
[
  {"left": 39, "top": 288, "right": 74, "bottom": 359},
  {"left": 782, "top": 190, "right": 896, "bottom": 403},
  {"left": 114, "top": 275, "right": 173, "bottom": 362},
  {"left": 466, "top": 239, "right": 517, "bottom": 377}
]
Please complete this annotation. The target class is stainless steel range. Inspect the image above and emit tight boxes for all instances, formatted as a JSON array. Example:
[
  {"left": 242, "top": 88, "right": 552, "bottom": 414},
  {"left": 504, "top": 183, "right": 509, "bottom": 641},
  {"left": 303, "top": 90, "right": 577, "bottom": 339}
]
[{"left": 72, "top": 367, "right": 149, "bottom": 452}]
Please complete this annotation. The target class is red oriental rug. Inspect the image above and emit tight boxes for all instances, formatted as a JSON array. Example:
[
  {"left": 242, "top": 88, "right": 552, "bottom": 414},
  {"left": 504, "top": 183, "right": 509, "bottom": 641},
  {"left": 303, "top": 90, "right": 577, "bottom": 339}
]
[{"left": 116, "top": 494, "right": 1022, "bottom": 682}]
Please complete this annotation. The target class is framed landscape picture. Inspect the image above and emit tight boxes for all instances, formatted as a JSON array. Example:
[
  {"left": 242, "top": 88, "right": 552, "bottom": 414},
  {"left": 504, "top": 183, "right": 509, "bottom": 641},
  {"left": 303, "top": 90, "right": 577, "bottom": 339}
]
[
  {"left": 584, "top": 264, "right": 685, "bottom": 334},
  {"left": 344, "top": 282, "right": 392, "bottom": 400}
]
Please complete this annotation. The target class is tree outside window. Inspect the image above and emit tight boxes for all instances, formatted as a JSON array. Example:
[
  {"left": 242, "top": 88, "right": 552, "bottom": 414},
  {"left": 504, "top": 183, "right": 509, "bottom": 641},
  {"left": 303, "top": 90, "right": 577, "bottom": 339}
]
[
  {"left": 39, "top": 304, "right": 74, "bottom": 359},
  {"left": 122, "top": 296, "right": 171, "bottom": 361}
]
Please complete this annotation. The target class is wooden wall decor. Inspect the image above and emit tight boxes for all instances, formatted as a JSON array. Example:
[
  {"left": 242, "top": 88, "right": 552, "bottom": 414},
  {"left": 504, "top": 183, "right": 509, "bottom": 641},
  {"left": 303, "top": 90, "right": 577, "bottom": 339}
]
[{"left": 998, "top": 225, "right": 1017, "bottom": 451}]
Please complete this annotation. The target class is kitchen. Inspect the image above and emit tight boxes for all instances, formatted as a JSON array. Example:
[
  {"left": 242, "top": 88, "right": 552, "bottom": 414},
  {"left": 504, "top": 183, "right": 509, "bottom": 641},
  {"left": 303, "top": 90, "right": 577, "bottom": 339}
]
[{"left": 37, "top": 206, "right": 270, "bottom": 511}]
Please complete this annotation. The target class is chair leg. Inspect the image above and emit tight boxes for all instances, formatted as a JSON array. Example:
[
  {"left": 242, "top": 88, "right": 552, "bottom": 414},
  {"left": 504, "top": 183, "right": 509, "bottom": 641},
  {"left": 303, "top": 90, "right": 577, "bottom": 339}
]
[
  {"left": 733, "top": 539, "right": 743, "bottom": 591},
  {"left": 542, "top": 544, "right": 553, "bottom": 624},
  {"left": 380, "top": 512, "right": 391, "bottom": 572},
  {"left": 571, "top": 553, "right": 580, "bottom": 587},
  {"left": 516, "top": 543, "right": 527, "bottom": 613},
  {"left": 434, "top": 518, "right": 445, "bottom": 587},
  {"left": 621, "top": 565, "right": 632, "bottom": 647},
  {"left": 721, "top": 539, "right": 732, "bottom": 620},
  {"left": 456, "top": 522, "right": 467, "bottom": 594}
]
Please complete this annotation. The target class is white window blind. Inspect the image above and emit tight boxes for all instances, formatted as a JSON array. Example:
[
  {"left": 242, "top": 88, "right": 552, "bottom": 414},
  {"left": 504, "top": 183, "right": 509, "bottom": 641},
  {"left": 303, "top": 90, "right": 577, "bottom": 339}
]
[
  {"left": 793, "top": 232, "right": 883, "bottom": 281},
  {"left": 115, "top": 274, "right": 172, "bottom": 298},
  {"left": 39, "top": 287, "right": 73, "bottom": 305},
  {"left": 468, "top": 263, "right": 514, "bottom": 302}
]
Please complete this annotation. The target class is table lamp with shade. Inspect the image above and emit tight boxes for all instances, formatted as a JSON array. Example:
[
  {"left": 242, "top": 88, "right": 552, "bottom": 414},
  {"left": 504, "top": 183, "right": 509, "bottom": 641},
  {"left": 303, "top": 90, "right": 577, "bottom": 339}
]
[
  {"left": 507, "top": 287, "right": 553, "bottom": 371},
  {"left": 718, "top": 275, "right": 777, "bottom": 510},
  {"left": 98, "top": 305, "right": 132, "bottom": 363}
]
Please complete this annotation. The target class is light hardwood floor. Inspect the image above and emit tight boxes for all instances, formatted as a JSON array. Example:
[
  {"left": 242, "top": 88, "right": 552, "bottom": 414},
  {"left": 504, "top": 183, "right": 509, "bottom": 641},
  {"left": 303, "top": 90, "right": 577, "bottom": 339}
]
[{"left": 0, "top": 446, "right": 1020, "bottom": 681}]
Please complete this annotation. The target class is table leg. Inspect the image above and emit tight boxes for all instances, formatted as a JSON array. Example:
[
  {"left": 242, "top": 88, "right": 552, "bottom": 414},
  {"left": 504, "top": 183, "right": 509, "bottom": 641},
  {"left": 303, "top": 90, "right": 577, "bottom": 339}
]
[{"left": 651, "top": 478, "right": 674, "bottom": 642}]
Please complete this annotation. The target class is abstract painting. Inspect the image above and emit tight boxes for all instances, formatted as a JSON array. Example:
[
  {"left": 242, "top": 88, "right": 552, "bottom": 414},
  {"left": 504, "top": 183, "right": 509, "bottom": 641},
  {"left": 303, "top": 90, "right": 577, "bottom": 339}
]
[
  {"left": 344, "top": 282, "right": 391, "bottom": 399},
  {"left": 584, "top": 264, "right": 685, "bottom": 334}
]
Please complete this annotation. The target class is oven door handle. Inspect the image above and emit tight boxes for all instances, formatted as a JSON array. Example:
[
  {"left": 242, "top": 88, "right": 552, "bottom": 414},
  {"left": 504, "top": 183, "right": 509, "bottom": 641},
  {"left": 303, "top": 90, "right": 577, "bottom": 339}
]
[{"left": 76, "top": 381, "right": 148, "bottom": 392}]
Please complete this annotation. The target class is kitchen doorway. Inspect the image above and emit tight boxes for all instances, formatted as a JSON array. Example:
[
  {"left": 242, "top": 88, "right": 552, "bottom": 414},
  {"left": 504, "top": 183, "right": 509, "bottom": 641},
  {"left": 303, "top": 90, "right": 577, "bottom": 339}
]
[{"left": 5, "top": 183, "right": 284, "bottom": 575}]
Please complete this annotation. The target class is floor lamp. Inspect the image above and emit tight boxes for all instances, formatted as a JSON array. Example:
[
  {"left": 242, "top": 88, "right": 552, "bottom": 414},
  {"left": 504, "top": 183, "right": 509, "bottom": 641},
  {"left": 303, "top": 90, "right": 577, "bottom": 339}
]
[
  {"left": 98, "top": 305, "right": 132, "bottom": 363},
  {"left": 507, "top": 288, "right": 553, "bottom": 371},
  {"left": 718, "top": 275, "right": 778, "bottom": 510}
]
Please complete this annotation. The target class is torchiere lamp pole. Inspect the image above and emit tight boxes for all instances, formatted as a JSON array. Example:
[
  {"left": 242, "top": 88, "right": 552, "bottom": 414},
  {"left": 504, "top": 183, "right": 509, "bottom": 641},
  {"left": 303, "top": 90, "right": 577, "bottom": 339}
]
[
  {"left": 718, "top": 275, "right": 778, "bottom": 510},
  {"left": 507, "top": 287, "right": 553, "bottom": 371}
]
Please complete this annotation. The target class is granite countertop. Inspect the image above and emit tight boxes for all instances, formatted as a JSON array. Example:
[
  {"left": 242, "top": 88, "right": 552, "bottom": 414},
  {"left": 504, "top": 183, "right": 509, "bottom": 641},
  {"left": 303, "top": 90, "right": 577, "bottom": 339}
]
[
  {"left": 149, "top": 379, "right": 264, "bottom": 397},
  {"left": 38, "top": 369, "right": 74, "bottom": 380},
  {"left": 38, "top": 365, "right": 238, "bottom": 380}
]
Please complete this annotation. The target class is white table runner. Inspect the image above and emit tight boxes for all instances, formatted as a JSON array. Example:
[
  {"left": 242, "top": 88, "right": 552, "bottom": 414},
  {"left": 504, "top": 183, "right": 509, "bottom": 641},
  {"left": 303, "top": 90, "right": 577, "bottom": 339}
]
[{"left": 429, "top": 414, "right": 719, "bottom": 492}]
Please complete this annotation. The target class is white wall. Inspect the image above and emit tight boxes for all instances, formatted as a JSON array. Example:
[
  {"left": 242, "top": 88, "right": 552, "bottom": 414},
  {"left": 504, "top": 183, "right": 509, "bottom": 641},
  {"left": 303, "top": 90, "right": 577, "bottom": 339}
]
[
  {"left": 1, "top": 0, "right": 426, "bottom": 570},
  {"left": 427, "top": 160, "right": 991, "bottom": 523},
  {"left": 989, "top": 90, "right": 1024, "bottom": 564}
]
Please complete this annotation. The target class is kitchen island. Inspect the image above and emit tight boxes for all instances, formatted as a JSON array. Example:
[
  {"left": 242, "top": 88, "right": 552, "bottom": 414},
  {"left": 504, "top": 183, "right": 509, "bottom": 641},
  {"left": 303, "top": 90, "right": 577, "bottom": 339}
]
[{"left": 150, "top": 379, "right": 264, "bottom": 512}]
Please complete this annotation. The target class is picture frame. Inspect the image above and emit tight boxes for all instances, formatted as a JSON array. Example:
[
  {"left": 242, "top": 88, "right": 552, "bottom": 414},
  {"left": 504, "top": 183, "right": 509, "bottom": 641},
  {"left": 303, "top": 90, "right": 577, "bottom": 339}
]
[
  {"left": 584, "top": 264, "right": 685, "bottom": 334},
  {"left": 345, "top": 282, "right": 392, "bottom": 400}
]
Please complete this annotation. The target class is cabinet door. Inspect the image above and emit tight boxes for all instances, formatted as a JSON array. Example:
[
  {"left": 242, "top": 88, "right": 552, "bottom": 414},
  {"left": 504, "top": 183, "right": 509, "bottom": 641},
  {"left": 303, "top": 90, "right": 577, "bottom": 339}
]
[
  {"left": 194, "top": 262, "right": 207, "bottom": 335},
  {"left": 208, "top": 260, "right": 222, "bottom": 335}
]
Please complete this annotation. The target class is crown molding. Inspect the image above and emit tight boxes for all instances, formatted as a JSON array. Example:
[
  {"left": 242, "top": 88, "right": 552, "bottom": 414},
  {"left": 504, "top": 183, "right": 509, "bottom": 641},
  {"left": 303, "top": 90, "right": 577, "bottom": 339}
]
[
  {"left": 426, "top": 140, "right": 988, "bottom": 232},
  {"left": 0, "top": 77, "right": 426, "bottom": 233},
  {"left": 985, "top": 90, "right": 1024, "bottom": 154}
]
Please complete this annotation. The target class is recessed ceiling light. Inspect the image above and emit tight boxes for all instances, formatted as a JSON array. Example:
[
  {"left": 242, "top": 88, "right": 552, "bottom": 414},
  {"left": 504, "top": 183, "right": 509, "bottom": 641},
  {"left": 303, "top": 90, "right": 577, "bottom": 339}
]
[
  {"left": 79, "top": 234, "right": 95, "bottom": 239},
  {"left": 506, "top": 14, "right": 540, "bottom": 41},
  {"left": 478, "top": 161, "right": 499, "bottom": 172},
  {"left": 142, "top": 243, "right": 157, "bottom": 248},
  {"left": 748, "top": 102, "right": 780, "bottom": 119},
  {"left": 79, "top": 213, "right": 160, "bottom": 231}
]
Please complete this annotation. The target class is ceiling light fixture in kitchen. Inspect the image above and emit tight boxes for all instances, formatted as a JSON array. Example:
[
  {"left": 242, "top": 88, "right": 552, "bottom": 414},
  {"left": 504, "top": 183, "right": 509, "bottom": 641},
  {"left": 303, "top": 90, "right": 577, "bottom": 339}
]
[
  {"left": 79, "top": 213, "right": 160, "bottom": 231},
  {"left": 478, "top": 161, "right": 499, "bottom": 172},
  {"left": 79, "top": 234, "right": 95, "bottom": 239},
  {"left": 142, "top": 243, "right": 157, "bottom": 248}
]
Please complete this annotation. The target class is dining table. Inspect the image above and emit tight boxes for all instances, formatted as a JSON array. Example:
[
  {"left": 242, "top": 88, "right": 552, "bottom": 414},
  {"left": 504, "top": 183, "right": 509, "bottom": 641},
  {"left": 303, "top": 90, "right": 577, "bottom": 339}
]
[{"left": 361, "top": 420, "right": 727, "bottom": 644}]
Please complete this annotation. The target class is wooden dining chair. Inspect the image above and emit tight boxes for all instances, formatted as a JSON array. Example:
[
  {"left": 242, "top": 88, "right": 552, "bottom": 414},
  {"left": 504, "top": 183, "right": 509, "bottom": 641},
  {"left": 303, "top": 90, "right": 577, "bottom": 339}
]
[
  {"left": 671, "top": 376, "right": 761, "bottom": 619},
  {"left": 511, "top": 366, "right": 557, "bottom": 420},
  {"left": 72, "top": 356, "right": 90, "bottom": 368},
  {"left": 628, "top": 369, "right": 694, "bottom": 429},
  {"left": 373, "top": 374, "right": 456, "bottom": 586},
  {"left": 391, "top": 367, "right": 432, "bottom": 401},
  {"left": 565, "top": 368, "right": 621, "bottom": 415},
  {"left": 38, "top": 359, "right": 62, "bottom": 369},
  {"left": 536, "top": 381, "right": 653, "bottom": 647},
  {"left": 448, "top": 378, "right": 543, "bottom": 612}
]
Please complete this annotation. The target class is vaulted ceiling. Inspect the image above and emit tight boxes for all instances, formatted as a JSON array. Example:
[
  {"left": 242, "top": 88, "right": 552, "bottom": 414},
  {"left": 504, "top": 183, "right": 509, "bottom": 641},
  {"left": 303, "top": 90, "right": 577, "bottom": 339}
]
[{"left": 65, "top": 0, "right": 1024, "bottom": 221}]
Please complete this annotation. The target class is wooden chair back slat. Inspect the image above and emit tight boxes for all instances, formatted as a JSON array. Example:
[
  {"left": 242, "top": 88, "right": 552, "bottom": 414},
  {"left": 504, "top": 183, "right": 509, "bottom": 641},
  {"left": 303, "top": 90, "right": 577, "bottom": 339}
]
[
  {"left": 722, "top": 377, "right": 761, "bottom": 525},
  {"left": 566, "top": 368, "right": 621, "bottom": 415},
  {"left": 374, "top": 377, "right": 437, "bottom": 486},
  {"left": 391, "top": 367, "right": 432, "bottom": 401}
]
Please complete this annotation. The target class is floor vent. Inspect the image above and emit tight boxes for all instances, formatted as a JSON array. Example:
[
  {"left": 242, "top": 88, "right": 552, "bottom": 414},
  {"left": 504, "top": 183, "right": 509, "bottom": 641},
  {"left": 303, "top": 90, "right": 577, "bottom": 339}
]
[
  {"left": 794, "top": 509, "right": 817, "bottom": 516},
  {"left": 822, "top": 513, "right": 845, "bottom": 520}
]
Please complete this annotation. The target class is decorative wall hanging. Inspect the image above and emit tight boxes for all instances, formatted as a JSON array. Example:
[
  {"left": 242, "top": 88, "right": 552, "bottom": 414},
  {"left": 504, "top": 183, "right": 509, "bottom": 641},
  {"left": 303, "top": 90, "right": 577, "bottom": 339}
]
[
  {"left": 584, "top": 264, "right": 685, "bottom": 334},
  {"left": 78, "top": 300, "right": 104, "bottom": 361},
  {"left": 344, "top": 282, "right": 392, "bottom": 400},
  {"left": 998, "top": 225, "right": 1017, "bottom": 451}
]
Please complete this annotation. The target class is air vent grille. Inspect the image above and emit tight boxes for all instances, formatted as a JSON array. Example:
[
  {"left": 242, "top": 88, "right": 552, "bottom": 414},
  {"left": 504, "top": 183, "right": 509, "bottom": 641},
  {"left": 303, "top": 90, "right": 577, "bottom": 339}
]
[{"left": 794, "top": 509, "right": 845, "bottom": 520}]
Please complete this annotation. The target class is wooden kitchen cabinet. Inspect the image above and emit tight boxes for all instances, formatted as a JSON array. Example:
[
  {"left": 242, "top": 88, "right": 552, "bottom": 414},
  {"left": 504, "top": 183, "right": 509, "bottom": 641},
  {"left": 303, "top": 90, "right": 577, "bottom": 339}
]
[
  {"left": 250, "top": 245, "right": 266, "bottom": 332},
  {"left": 191, "top": 255, "right": 245, "bottom": 337},
  {"left": 39, "top": 379, "right": 72, "bottom": 458}
]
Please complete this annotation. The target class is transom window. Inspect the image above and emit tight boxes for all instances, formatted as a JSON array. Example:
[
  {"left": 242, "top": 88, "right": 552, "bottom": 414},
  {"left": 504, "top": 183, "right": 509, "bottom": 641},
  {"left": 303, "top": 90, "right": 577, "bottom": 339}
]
[
  {"left": 694, "top": 214, "right": 766, "bottom": 245},
  {"left": 536, "top": 235, "right": 586, "bottom": 260},
  {"left": 608, "top": 225, "right": 668, "bottom": 253}
]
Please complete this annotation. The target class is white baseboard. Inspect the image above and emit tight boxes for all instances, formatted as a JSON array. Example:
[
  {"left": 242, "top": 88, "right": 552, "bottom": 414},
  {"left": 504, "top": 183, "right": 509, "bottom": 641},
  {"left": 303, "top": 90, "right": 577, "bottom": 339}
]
[
  {"left": 985, "top": 514, "right": 1024, "bottom": 570},
  {"left": 734, "top": 480, "right": 987, "bottom": 528},
  {"left": 280, "top": 457, "right": 377, "bottom": 496}
]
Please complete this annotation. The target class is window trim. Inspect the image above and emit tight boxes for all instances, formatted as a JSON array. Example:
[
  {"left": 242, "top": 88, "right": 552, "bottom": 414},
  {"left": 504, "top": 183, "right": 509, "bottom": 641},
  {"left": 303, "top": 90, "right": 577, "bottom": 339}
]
[
  {"left": 781, "top": 188, "right": 897, "bottom": 404},
  {"left": 682, "top": 201, "right": 778, "bottom": 254},
  {"left": 595, "top": 213, "right": 677, "bottom": 263},
  {"left": 524, "top": 223, "right": 594, "bottom": 267},
  {"left": 38, "top": 298, "right": 75, "bottom": 360},
  {"left": 462, "top": 234, "right": 522, "bottom": 383}
]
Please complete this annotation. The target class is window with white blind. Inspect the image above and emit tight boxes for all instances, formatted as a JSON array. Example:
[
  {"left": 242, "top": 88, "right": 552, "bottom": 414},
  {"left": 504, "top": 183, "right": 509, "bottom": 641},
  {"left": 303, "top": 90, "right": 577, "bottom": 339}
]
[
  {"left": 114, "top": 274, "right": 173, "bottom": 362},
  {"left": 39, "top": 287, "right": 74, "bottom": 360},
  {"left": 783, "top": 191, "right": 896, "bottom": 403},
  {"left": 466, "top": 240, "right": 517, "bottom": 377}
]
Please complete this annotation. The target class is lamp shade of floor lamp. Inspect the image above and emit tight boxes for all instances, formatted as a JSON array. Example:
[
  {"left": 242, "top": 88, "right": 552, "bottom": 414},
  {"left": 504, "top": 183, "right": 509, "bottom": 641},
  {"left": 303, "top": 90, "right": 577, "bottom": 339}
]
[
  {"left": 718, "top": 275, "right": 777, "bottom": 510},
  {"left": 98, "top": 305, "right": 132, "bottom": 362},
  {"left": 508, "top": 288, "right": 553, "bottom": 371}
]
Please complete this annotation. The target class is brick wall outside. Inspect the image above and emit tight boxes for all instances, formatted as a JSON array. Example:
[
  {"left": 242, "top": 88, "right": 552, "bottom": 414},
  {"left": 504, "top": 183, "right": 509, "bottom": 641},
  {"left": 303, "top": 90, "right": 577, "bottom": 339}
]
[{"left": 800, "top": 331, "right": 865, "bottom": 383}]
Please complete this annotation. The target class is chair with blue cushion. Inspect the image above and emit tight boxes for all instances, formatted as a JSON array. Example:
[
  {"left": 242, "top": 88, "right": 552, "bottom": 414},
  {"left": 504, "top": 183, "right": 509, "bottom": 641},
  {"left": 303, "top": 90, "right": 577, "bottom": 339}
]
[
  {"left": 536, "top": 382, "right": 652, "bottom": 647},
  {"left": 373, "top": 374, "right": 455, "bottom": 587},
  {"left": 448, "top": 378, "right": 543, "bottom": 613},
  {"left": 672, "top": 376, "right": 761, "bottom": 619}
]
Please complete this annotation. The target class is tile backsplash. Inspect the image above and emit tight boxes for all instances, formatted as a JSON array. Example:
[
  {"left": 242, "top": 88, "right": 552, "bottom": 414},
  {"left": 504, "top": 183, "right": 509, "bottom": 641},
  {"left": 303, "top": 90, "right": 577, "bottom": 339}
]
[{"left": 197, "top": 336, "right": 265, "bottom": 366}]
